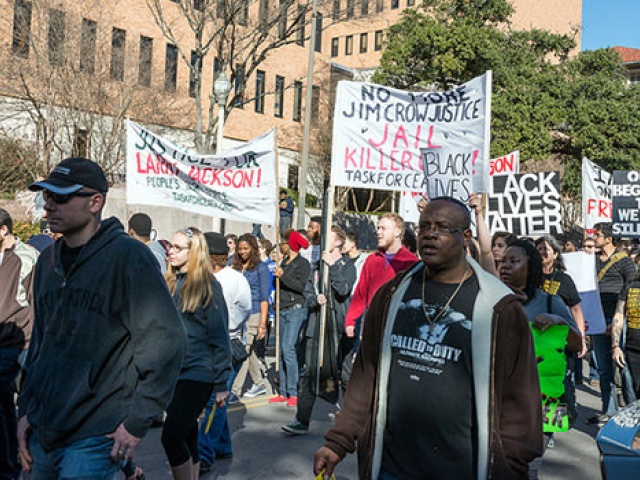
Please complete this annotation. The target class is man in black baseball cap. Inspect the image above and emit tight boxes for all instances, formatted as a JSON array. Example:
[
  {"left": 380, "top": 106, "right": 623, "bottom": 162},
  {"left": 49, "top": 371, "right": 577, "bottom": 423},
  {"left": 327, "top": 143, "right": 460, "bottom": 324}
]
[
  {"left": 29, "top": 157, "right": 109, "bottom": 195},
  {"left": 17, "top": 158, "right": 186, "bottom": 477}
]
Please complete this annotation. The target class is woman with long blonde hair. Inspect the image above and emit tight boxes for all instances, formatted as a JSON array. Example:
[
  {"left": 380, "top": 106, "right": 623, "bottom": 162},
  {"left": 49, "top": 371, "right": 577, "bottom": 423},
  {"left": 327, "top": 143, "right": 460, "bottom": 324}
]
[{"left": 161, "top": 227, "right": 231, "bottom": 480}]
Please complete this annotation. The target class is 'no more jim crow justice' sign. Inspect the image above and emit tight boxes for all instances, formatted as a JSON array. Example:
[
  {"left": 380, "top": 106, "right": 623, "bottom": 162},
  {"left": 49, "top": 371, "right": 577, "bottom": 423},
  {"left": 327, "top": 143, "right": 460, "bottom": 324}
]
[
  {"left": 612, "top": 170, "right": 640, "bottom": 237},
  {"left": 330, "top": 72, "right": 491, "bottom": 202}
]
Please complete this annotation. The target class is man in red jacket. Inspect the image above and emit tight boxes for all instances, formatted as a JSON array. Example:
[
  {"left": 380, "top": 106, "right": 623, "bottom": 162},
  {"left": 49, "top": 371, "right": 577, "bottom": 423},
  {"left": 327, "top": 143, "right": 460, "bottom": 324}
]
[{"left": 345, "top": 213, "right": 417, "bottom": 339}]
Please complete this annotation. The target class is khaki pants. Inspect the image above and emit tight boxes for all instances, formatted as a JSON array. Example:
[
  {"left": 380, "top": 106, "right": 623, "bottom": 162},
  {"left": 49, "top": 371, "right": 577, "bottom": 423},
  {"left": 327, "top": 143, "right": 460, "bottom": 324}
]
[{"left": 231, "top": 313, "right": 265, "bottom": 395}]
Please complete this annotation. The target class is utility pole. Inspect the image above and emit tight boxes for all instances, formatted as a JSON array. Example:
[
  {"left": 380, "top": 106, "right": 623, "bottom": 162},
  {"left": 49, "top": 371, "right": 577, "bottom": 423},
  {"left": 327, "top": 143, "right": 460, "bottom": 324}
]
[{"left": 296, "top": 0, "right": 318, "bottom": 229}]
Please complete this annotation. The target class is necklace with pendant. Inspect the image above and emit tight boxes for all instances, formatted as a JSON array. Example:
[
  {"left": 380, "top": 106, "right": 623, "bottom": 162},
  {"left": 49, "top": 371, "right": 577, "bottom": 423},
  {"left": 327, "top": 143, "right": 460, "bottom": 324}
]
[{"left": 421, "top": 263, "right": 470, "bottom": 332}]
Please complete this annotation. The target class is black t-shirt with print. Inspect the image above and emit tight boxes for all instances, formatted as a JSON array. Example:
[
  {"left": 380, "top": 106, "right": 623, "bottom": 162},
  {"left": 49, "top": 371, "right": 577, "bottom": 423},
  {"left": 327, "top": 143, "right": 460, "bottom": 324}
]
[
  {"left": 541, "top": 270, "right": 581, "bottom": 308},
  {"left": 620, "top": 281, "right": 640, "bottom": 352},
  {"left": 382, "top": 271, "right": 479, "bottom": 480}
]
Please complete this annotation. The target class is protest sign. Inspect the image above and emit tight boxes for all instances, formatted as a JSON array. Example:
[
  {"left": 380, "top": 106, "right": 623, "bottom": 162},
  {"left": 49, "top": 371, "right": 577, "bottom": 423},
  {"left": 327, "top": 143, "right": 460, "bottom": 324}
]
[
  {"left": 489, "top": 151, "right": 519, "bottom": 176},
  {"left": 531, "top": 325, "right": 570, "bottom": 433},
  {"left": 126, "top": 121, "right": 277, "bottom": 225},
  {"left": 563, "top": 252, "right": 606, "bottom": 335},
  {"left": 582, "top": 158, "right": 612, "bottom": 230},
  {"left": 330, "top": 72, "right": 492, "bottom": 201},
  {"left": 398, "top": 191, "right": 423, "bottom": 224},
  {"left": 487, "top": 171, "right": 562, "bottom": 235},
  {"left": 612, "top": 170, "right": 640, "bottom": 237}
]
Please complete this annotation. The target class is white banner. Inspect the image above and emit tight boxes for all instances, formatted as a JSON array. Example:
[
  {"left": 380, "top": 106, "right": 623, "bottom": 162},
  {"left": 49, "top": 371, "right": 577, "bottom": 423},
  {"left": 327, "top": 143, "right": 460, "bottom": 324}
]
[
  {"left": 563, "top": 252, "right": 607, "bottom": 335},
  {"left": 126, "top": 121, "right": 277, "bottom": 225},
  {"left": 582, "top": 158, "right": 611, "bottom": 230},
  {"left": 330, "top": 72, "right": 492, "bottom": 201}
]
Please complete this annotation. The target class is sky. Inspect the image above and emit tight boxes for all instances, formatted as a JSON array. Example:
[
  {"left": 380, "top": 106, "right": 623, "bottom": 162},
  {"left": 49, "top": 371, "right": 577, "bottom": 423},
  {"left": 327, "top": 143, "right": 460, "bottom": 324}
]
[{"left": 582, "top": 0, "right": 640, "bottom": 51}]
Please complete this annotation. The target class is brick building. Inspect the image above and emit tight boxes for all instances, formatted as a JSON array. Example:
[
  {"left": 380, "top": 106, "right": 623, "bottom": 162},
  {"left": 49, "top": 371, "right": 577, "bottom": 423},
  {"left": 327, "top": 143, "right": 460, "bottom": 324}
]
[{"left": 0, "top": 0, "right": 582, "bottom": 195}]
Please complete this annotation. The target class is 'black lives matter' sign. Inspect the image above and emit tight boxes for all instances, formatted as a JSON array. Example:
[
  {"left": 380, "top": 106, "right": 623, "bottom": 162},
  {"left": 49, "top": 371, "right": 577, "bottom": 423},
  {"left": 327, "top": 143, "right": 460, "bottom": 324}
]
[
  {"left": 612, "top": 171, "right": 640, "bottom": 237},
  {"left": 487, "top": 171, "right": 562, "bottom": 236}
]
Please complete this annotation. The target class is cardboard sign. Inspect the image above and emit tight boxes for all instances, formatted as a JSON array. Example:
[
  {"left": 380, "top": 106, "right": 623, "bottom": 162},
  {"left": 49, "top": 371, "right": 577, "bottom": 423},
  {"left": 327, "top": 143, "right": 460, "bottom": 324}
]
[
  {"left": 126, "top": 121, "right": 277, "bottom": 225},
  {"left": 330, "top": 72, "right": 492, "bottom": 199},
  {"left": 612, "top": 170, "right": 640, "bottom": 237},
  {"left": 531, "top": 325, "right": 570, "bottom": 433},
  {"left": 487, "top": 171, "right": 562, "bottom": 235},
  {"left": 582, "top": 158, "right": 612, "bottom": 229},
  {"left": 563, "top": 252, "right": 607, "bottom": 335}
]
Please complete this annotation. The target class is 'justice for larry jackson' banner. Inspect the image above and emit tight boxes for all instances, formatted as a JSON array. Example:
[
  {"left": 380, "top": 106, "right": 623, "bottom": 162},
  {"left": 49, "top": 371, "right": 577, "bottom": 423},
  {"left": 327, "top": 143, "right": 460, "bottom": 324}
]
[
  {"left": 126, "top": 121, "right": 277, "bottom": 225},
  {"left": 330, "top": 72, "right": 492, "bottom": 202}
]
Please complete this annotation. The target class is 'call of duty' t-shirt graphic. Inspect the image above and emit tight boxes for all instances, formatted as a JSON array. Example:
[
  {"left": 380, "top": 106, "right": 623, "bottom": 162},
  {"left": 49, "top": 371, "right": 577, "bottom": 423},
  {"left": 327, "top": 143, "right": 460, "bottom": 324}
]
[{"left": 382, "top": 272, "right": 479, "bottom": 480}]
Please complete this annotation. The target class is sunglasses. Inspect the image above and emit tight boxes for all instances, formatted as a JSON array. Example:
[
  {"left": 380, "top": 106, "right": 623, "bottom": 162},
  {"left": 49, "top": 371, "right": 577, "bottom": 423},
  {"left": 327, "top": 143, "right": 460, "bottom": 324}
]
[{"left": 43, "top": 190, "right": 101, "bottom": 204}]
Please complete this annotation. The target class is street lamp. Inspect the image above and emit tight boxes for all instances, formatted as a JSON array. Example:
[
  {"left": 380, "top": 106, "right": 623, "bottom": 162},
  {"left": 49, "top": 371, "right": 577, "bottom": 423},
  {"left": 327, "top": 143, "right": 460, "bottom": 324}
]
[
  {"left": 212, "top": 69, "right": 231, "bottom": 234},
  {"left": 214, "top": 70, "right": 232, "bottom": 155}
]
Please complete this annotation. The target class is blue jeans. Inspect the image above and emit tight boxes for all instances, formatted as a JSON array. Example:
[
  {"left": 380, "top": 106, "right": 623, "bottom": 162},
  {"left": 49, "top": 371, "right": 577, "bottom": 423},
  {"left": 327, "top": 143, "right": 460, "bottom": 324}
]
[
  {"left": 198, "top": 363, "right": 240, "bottom": 466},
  {"left": 279, "top": 306, "right": 307, "bottom": 397},
  {"left": 28, "top": 434, "right": 119, "bottom": 479},
  {"left": 0, "top": 348, "right": 22, "bottom": 479},
  {"left": 593, "top": 333, "right": 636, "bottom": 416}
]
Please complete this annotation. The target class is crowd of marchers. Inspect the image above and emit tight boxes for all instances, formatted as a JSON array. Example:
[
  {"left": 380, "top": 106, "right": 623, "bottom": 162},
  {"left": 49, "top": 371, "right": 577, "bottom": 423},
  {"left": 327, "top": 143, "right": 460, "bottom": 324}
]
[{"left": 2, "top": 157, "right": 640, "bottom": 480}]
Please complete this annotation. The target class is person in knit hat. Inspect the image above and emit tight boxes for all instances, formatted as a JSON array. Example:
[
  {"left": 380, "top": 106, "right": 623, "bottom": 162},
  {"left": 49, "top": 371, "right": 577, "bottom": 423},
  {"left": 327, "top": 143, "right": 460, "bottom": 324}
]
[{"left": 270, "top": 229, "right": 310, "bottom": 406}]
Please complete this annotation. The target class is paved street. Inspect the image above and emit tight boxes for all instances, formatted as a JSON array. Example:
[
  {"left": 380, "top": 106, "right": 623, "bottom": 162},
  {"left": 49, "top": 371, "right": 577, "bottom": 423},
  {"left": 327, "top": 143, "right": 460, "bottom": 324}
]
[{"left": 133, "top": 365, "right": 605, "bottom": 479}]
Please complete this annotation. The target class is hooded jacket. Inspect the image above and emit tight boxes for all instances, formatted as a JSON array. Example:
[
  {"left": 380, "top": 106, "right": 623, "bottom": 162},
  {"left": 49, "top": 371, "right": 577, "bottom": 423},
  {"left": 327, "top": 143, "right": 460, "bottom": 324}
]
[
  {"left": 323, "top": 258, "right": 543, "bottom": 479},
  {"left": 18, "top": 217, "right": 186, "bottom": 451},
  {"left": 344, "top": 246, "right": 417, "bottom": 331},
  {"left": 0, "top": 239, "right": 38, "bottom": 350}
]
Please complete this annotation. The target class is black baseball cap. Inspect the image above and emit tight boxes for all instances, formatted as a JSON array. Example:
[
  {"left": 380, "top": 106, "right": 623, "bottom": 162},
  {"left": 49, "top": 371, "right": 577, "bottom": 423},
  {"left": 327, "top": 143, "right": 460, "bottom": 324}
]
[
  {"left": 29, "top": 157, "right": 109, "bottom": 194},
  {"left": 205, "top": 232, "right": 229, "bottom": 255}
]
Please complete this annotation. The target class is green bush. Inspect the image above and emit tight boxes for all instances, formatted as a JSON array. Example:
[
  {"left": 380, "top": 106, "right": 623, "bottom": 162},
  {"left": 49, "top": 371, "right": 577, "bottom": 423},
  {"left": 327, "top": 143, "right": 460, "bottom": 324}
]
[
  {"left": 13, "top": 221, "right": 41, "bottom": 242},
  {"left": 286, "top": 188, "right": 318, "bottom": 208}
]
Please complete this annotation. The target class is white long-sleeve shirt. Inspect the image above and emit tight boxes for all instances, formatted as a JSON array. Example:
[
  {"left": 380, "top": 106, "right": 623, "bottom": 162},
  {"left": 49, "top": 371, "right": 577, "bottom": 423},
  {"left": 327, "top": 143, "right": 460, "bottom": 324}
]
[{"left": 214, "top": 267, "right": 252, "bottom": 339}]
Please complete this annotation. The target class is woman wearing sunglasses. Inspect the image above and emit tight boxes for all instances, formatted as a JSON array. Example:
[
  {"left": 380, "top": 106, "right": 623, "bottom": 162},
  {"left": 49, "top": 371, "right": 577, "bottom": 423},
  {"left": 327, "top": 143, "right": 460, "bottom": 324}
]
[{"left": 161, "top": 227, "right": 231, "bottom": 480}]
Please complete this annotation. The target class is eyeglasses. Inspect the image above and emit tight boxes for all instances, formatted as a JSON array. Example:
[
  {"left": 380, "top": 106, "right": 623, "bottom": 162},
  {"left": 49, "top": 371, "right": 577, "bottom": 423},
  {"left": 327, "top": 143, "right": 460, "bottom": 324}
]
[
  {"left": 169, "top": 244, "right": 190, "bottom": 253},
  {"left": 43, "top": 190, "right": 101, "bottom": 204},
  {"left": 418, "top": 223, "right": 463, "bottom": 236}
]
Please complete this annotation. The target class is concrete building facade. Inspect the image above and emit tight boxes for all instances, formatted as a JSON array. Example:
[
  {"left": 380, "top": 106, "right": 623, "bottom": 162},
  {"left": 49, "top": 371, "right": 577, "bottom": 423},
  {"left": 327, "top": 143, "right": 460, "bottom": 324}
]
[{"left": 0, "top": 0, "right": 582, "bottom": 216}]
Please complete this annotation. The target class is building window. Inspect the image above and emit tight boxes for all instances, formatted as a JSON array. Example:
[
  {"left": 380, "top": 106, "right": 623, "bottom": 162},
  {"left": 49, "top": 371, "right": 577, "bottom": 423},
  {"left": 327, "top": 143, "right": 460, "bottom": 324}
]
[
  {"left": 345, "top": 35, "right": 353, "bottom": 55},
  {"left": 73, "top": 129, "right": 89, "bottom": 158},
  {"left": 374, "top": 30, "right": 383, "bottom": 50},
  {"left": 255, "top": 70, "right": 265, "bottom": 113},
  {"left": 189, "top": 50, "right": 202, "bottom": 98},
  {"left": 165, "top": 43, "right": 178, "bottom": 92},
  {"left": 287, "top": 164, "right": 299, "bottom": 190},
  {"left": 194, "top": 0, "right": 205, "bottom": 11},
  {"left": 407, "top": 0, "right": 415, "bottom": 5},
  {"left": 213, "top": 57, "right": 221, "bottom": 76},
  {"left": 331, "top": 37, "right": 339, "bottom": 57},
  {"left": 239, "top": 0, "right": 248, "bottom": 26},
  {"left": 332, "top": 0, "right": 340, "bottom": 20},
  {"left": 293, "top": 80, "right": 302, "bottom": 122},
  {"left": 391, "top": 0, "right": 399, "bottom": 9},
  {"left": 630, "top": 73, "right": 640, "bottom": 84},
  {"left": 259, "top": 0, "right": 268, "bottom": 31},
  {"left": 311, "top": 85, "right": 320, "bottom": 124},
  {"left": 234, "top": 62, "right": 245, "bottom": 108},
  {"left": 48, "top": 9, "right": 65, "bottom": 65},
  {"left": 110, "top": 28, "right": 126, "bottom": 81},
  {"left": 216, "top": 0, "right": 224, "bottom": 17},
  {"left": 80, "top": 19, "right": 97, "bottom": 74},
  {"left": 296, "top": 5, "right": 305, "bottom": 46},
  {"left": 12, "top": 0, "right": 32, "bottom": 58},
  {"left": 376, "top": 0, "right": 383, "bottom": 13},
  {"left": 274, "top": 75, "right": 284, "bottom": 118},
  {"left": 347, "top": 0, "right": 355, "bottom": 18},
  {"left": 315, "top": 13, "right": 322, "bottom": 52},
  {"left": 138, "top": 36, "right": 153, "bottom": 87},
  {"left": 360, "top": 32, "right": 368, "bottom": 53},
  {"left": 278, "top": 0, "right": 287, "bottom": 40},
  {"left": 361, "top": 0, "right": 369, "bottom": 16}
]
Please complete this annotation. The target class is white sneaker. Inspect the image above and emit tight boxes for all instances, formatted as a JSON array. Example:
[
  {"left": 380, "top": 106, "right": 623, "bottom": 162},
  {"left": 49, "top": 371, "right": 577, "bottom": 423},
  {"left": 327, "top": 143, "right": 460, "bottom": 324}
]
[{"left": 243, "top": 383, "right": 267, "bottom": 398}]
